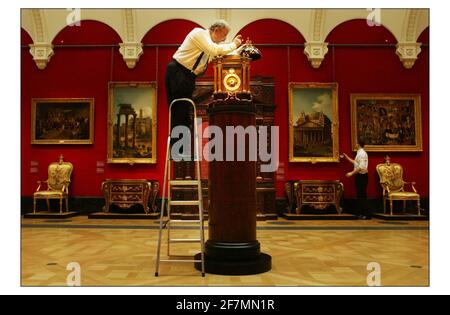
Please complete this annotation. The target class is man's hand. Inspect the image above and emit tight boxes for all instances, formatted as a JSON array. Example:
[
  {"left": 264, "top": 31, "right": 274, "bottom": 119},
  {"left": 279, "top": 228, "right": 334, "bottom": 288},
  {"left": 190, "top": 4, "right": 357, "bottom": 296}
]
[
  {"left": 346, "top": 172, "right": 353, "bottom": 178},
  {"left": 233, "top": 35, "right": 243, "bottom": 47}
]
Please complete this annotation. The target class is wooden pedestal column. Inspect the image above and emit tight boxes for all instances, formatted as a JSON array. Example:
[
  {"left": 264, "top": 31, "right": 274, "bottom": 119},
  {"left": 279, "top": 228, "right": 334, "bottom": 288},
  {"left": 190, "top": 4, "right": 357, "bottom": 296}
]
[{"left": 195, "top": 54, "right": 271, "bottom": 275}]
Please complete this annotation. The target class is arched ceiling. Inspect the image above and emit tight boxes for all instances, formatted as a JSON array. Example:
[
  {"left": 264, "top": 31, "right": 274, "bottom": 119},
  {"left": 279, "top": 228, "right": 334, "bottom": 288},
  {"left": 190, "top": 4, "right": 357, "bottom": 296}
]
[{"left": 21, "top": 8, "right": 429, "bottom": 69}]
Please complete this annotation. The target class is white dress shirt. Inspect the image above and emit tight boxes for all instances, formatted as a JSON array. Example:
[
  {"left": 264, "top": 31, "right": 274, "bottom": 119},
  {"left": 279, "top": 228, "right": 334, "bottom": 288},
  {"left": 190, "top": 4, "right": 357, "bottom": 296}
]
[
  {"left": 173, "top": 28, "right": 237, "bottom": 75},
  {"left": 353, "top": 148, "right": 369, "bottom": 174}
]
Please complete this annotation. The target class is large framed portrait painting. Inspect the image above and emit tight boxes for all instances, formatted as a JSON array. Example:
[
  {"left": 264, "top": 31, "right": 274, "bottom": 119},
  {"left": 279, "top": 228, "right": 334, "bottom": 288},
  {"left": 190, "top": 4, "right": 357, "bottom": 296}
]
[
  {"left": 31, "top": 98, "right": 94, "bottom": 145},
  {"left": 351, "top": 94, "right": 422, "bottom": 152},
  {"left": 289, "top": 83, "right": 339, "bottom": 163},
  {"left": 108, "top": 82, "right": 157, "bottom": 164}
]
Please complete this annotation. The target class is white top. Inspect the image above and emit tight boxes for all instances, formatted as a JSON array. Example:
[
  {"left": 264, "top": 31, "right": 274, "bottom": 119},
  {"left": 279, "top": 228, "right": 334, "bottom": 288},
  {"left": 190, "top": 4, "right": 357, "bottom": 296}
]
[
  {"left": 173, "top": 28, "right": 238, "bottom": 75},
  {"left": 353, "top": 148, "right": 369, "bottom": 174}
]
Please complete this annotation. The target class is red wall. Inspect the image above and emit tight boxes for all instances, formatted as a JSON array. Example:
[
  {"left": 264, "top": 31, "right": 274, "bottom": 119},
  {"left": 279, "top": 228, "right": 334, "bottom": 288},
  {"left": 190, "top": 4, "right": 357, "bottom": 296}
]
[{"left": 21, "top": 18, "right": 429, "bottom": 200}]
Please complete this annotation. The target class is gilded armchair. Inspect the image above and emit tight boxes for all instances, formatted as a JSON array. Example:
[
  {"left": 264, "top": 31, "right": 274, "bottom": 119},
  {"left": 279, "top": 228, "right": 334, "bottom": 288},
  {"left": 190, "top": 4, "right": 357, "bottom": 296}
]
[
  {"left": 376, "top": 156, "right": 421, "bottom": 216},
  {"left": 33, "top": 155, "right": 73, "bottom": 214}
]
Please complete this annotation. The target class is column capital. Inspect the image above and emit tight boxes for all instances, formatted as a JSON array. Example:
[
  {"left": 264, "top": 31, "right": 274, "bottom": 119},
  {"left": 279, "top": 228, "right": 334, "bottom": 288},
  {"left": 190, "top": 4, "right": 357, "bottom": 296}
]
[
  {"left": 396, "top": 42, "right": 422, "bottom": 69},
  {"left": 304, "top": 42, "right": 329, "bottom": 69},
  {"left": 119, "top": 42, "right": 144, "bottom": 69},
  {"left": 29, "top": 43, "right": 54, "bottom": 70}
]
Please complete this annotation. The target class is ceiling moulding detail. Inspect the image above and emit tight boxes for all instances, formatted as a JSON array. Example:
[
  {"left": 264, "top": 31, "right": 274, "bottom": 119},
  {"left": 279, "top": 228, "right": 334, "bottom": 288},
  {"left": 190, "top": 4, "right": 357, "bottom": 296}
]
[
  {"left": 396, "top": 42, "right": 422, "bottom": 69},
  {"left": 304, "top": 42, "right": 329, "bottom": 69},
  {"left": 120, "top": 9, "right": 142, "bottom": 69},
  {"left": 119, "top": 42, "right": 144, "bottom": 69},
  {"left": 29, "top": 43, "right": 54, "bottom": 70}
]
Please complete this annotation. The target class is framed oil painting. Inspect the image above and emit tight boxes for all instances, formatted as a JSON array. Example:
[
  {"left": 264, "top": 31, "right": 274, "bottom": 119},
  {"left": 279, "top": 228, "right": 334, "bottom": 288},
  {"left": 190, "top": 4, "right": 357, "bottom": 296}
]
[
  {"left": 31, "top": 98, "right": 94, "bottom": 145},
  {"left": 350, "top": 94, "right": 422, "bottom": 152},
  {"left": 289, "top": 83, "right": 339, "bottom": 163},
  {"left": 108, "top": 82, "right": 157, "bottom": 164}
]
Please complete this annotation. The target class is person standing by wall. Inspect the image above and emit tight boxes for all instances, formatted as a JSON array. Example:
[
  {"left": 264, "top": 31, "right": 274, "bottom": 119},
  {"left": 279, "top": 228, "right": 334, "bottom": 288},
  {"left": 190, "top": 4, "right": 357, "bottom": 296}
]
[{"left": 341, "top": 139, "right": 370, "bottom": 219}]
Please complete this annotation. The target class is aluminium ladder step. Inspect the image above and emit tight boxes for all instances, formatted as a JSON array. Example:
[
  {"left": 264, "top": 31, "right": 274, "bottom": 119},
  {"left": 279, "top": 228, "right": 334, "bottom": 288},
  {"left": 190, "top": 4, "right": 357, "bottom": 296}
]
[
  {"left": 168, "top": 219, "right": 202, "bottom": 224},
  {"left": 169, "top": 238, "right": 202, "bottom": 243},
  {"left": 169, "top": 200, "right": 200, "bottom": 206},
  {"left": 169, "top": 180, "right": 200, "bottom": 186},
  {"left": 159, "top": 259, "right": 202, "bottom": 263}
]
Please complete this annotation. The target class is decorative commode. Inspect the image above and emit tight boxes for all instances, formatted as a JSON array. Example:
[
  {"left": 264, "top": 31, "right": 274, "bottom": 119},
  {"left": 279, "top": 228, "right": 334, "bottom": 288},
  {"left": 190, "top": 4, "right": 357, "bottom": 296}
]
[
  {"left": 294, "top": 180, "right": 344, "bottom": 214},
  {"left": 102, "top": 179, "right": 159, "bottom": 214}
]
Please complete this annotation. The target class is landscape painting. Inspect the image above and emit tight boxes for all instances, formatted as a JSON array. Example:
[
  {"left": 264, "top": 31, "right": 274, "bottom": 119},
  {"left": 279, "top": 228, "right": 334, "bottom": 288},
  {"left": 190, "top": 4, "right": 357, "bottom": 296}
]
[
  {"left": 108, "top": 82, "right": 157, "bottom": 164},
  {"left": 289, "top": 83, "right": 339, "bottom": 163}
]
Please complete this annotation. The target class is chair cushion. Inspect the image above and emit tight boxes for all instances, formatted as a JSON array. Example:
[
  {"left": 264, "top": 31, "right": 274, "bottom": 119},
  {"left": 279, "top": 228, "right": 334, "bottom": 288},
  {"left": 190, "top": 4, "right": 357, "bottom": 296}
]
[
  {"left": 34, "top": 191, "right": 67, "bottom": 198},
  {"left": 389, "top": 192, "right": 420, "bottom": 199}
]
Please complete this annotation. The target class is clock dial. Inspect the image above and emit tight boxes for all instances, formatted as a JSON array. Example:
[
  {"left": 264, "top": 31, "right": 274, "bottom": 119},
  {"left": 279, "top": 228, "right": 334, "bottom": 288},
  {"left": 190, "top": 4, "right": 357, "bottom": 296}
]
[{"left": 223, "top": 68, "right": 241, "bottom": 92}]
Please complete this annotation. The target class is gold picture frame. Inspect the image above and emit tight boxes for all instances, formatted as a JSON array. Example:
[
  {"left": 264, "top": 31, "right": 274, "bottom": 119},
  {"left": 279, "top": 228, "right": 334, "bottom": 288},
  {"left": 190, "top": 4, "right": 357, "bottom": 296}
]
[
  {"left": 350, "top": 94, "right": 423, "bottom": 152},
  {"left": 107, "top": 82, "right": 158, "bottom": 164},
  {"left": 289, "top": 82, "right": 339, "bottom": 163},
  {"left": 31, "top": 98, "right": 95, "bottom": 145}
]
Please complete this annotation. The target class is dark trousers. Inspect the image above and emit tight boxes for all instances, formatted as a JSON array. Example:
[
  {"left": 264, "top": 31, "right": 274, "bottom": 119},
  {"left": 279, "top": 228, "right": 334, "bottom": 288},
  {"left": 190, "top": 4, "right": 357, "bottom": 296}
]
[
  {"left": 355, "top": 173, "right": 369, "bottom": 217},
  {"left": 165, "top": 59, "right": 196, "bottom": 135},
  {"left": 165, "top": 60, "right": 195, "bottom": 173}
]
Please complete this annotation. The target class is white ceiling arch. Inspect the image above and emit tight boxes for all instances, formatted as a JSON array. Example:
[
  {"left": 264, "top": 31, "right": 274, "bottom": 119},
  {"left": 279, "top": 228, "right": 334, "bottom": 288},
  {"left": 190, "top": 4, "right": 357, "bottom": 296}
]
[{"left": 21, "top": 8, "right": 429, "bottom": 70}]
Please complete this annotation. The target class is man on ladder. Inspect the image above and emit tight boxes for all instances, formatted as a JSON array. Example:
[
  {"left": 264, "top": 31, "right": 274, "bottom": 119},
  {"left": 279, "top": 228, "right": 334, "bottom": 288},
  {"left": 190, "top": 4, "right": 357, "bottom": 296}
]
[
  {"left": 165, "top": 19, "right": 242, "bottom": 150},
  {"left": 155, "top": 21, "right": 243, "bottom": 277}
]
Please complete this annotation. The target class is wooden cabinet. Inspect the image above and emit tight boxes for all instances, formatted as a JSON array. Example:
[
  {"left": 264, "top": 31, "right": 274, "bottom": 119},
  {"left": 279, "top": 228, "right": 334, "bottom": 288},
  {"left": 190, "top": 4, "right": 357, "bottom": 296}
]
[
  {"left": 286, "top": 180, "right": 344, "bottom": 214},
  {"left": 102, "top": 179, "right": 159, "bottom": 214}
]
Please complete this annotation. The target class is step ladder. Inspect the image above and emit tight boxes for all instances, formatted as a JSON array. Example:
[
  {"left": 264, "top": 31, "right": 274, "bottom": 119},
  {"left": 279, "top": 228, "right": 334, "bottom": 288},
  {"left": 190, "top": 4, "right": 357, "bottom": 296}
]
[{"left": 155, "top": 98, "right": 205, "bottom": 277}]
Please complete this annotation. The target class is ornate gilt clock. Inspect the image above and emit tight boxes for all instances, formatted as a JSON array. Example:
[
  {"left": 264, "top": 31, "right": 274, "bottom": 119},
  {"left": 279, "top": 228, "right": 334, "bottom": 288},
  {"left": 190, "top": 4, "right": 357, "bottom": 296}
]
[
  {"left": 212, "top": 54, "right": 251, "bottom": 100},
  {"left": 212, "top": 41, "right": 261, "bottom": 101}
]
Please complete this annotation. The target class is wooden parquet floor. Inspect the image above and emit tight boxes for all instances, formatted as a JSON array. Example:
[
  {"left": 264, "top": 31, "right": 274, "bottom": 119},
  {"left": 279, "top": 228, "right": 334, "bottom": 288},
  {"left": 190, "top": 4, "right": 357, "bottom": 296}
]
[{"left": 21, "top": 217, "right": 429, "bottom": 287}]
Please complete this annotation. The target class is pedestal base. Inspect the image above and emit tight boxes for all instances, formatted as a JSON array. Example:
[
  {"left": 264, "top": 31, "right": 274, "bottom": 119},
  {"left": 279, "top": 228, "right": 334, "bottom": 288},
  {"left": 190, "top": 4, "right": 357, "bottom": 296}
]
[
  {"left": 23, "top": 211, "right": 79, "bottom": 219},
  {"left": 194, "top": 241, "right": 272, "bottom": 275}
]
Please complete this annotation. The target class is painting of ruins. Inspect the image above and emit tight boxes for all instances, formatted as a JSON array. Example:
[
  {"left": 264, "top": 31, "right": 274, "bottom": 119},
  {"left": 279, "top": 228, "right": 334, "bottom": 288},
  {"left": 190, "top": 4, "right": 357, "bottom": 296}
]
[{"left": 108, "top": 82, "right": 157, "bottom": 164}]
